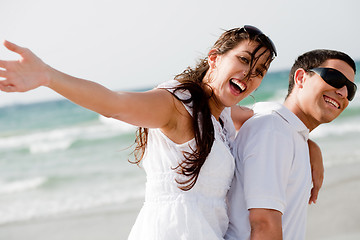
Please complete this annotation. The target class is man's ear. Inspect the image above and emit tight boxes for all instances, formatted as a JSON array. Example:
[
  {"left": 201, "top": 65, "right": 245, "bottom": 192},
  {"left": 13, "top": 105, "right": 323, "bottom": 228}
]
[
  {"left": 207, "top": 49, "right": 219, "bottom": 69},
  {"left": 294, "top": 68, "right": 307, "bottom": 89}
]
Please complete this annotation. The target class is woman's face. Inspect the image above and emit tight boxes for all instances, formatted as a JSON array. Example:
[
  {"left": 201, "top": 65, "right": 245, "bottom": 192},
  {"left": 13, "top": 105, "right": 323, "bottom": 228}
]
[{"left": 206, "top": 40, "right": 271, "bottom": 110}]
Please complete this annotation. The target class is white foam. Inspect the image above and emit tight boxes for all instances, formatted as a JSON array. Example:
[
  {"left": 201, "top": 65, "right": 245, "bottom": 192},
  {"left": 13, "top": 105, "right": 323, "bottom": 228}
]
[
  {"left": 0, "top": 118, "right": 136, "bottom": 153},
  {"left": 0, "top": 177, "right": 47, "bottom": 194},
  {"left": 30, "top": 139, "right": 73, "bottom": 154},
  {"left": 267, "top": 89, "right": 287, "bottom": 103},
  {"left": 0, "top": 184, "right": 145, "bottom": 224},
  {"left": 310, "top": 119, "right": 360, "bottom": 139},
  {"left": 98, "top": 115, "right": 137, "bottom": 131},
  {"left": 243, "top": 89, "right": 287, "bottom": 109}
]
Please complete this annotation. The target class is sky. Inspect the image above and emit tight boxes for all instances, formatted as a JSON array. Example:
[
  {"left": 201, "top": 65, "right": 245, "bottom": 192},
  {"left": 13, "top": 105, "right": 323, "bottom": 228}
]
[{"left": 0, "top": 0, "right": 359, "bottom": 106}]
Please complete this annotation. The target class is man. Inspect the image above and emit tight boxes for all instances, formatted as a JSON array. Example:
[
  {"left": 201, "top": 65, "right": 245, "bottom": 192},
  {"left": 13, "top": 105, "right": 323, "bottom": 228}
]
[{"left": 225, "top": 49, "right": 357, "bottom": 240}]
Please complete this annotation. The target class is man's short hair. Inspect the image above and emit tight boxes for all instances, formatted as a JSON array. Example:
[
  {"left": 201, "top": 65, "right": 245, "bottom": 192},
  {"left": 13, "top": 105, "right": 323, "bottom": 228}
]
[{"left": 286, "top": 49, "right": 356, "bottom": 99}]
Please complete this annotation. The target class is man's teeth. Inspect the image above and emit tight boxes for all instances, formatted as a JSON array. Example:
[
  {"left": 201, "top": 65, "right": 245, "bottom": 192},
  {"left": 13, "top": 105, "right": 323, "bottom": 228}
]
[
  {"left": 324, "top": 96, "right": 340, "bottom": 108},
  {"left": 231, "top": 79, "right": 246, "bottom": 91}
]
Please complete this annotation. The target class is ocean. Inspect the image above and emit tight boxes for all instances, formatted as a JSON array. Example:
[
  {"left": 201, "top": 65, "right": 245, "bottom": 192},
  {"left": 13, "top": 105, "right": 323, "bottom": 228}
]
[{"left": 0, "top": 63, "right": 359, "bottom": 227}]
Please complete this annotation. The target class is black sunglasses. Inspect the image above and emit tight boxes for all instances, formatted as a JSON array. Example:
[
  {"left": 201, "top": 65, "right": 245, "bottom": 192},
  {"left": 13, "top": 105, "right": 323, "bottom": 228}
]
[
  {"left": 239, "top": 25, "right": 277, "bottom": 59},
  {"left": 309, "top": 67, "right": 357, "bottom": 101}
]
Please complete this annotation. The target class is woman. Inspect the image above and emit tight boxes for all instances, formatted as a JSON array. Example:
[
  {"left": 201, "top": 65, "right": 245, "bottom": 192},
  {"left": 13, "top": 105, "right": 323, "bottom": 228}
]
[{"left": 0, "top": 26, "right": 322, "bottom": 239}]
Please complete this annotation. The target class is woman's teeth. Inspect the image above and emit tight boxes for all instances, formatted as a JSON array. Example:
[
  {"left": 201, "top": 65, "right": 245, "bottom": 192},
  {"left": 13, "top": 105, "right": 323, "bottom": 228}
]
[{"left": 230, "top": 79, "right": 246, "bottom": 91}]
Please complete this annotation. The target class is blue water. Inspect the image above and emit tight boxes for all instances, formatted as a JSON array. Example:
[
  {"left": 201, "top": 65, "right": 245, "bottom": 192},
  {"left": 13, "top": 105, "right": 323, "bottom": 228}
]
[{"left": 0, "top": 63, "right": 359, "bottom": 225}]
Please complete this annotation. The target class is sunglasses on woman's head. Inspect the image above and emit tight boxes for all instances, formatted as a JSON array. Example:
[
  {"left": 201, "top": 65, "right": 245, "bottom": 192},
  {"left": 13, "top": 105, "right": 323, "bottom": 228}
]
[
  {"left": 309, "top": 67, "right": 357, "bottom": 101},
  {"left": 238, "top": 25, "right": 277, "bottom": 59}
]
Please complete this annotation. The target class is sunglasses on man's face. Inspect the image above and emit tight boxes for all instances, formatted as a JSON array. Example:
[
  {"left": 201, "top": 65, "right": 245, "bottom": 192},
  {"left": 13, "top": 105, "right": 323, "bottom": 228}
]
[
  {"left": 309, "top": 67, "right": 357, "bottom": 101},
  {"left": 238, "top": 25, "right": 277, "bottom": 59}
]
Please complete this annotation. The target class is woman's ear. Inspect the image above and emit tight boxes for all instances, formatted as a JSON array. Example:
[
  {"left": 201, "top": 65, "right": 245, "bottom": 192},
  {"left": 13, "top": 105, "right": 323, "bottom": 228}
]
[
  {"left": 207, "top": 49, "right": 219, "bottom": 69},
  {"left": 294, "top": 68, "right": 307, "bottom": 89}
]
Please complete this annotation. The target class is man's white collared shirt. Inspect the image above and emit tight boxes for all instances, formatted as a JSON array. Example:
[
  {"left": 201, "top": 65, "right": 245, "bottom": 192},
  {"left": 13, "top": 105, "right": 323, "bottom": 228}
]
[{"left": 225, "top": 102, "right": 312, "bottom": 240}]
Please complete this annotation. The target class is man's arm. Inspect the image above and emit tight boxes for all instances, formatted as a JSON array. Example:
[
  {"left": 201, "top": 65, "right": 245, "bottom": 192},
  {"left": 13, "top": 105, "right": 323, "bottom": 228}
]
[{"left": 249, "top": 208, "right": 283, "bottom": 240}]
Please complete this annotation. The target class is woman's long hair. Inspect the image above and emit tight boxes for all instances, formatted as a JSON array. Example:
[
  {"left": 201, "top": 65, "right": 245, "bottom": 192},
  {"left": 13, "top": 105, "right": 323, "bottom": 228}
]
[{"left": 130, "top": 27, "right": 276, "bottom": 190}]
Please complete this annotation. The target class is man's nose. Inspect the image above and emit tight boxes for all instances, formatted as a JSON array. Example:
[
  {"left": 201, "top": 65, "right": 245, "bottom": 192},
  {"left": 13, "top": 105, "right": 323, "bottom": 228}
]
[{"left": 336, "top": 85, "right": 348, "bottom": 99}]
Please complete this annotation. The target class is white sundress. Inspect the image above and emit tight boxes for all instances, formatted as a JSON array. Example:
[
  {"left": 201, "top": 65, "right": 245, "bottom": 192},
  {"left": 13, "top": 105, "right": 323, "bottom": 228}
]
[{"left": 128, "top": 80, "right": 236, "bottom": 240}]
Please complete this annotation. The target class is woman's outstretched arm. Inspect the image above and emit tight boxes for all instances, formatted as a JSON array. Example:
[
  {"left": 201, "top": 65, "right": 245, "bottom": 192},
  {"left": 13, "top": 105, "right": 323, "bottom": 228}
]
[{"left": 0, "top": 40, "right": 176, "bottom": 129}]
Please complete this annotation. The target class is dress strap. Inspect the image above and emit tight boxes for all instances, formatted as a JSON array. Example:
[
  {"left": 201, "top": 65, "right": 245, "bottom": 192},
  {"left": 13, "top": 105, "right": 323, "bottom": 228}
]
[
  {"left": 219, "top": 107, "right": 236, "bottom": 150},
  {"left": 156, "top": 80, "right": 193, "bottom": 117}
]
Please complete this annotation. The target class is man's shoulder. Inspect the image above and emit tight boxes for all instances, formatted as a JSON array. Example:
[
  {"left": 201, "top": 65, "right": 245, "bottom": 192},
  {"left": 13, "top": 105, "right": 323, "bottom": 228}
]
[
  {"left": 253, "top": 102, "right": 283, "bottom": 114},
  {"left": 235, "top": 102, "right": 296, "bottom": 146},
  {"left": 244, "top": 102, "right": 287, "bottom": 128}
]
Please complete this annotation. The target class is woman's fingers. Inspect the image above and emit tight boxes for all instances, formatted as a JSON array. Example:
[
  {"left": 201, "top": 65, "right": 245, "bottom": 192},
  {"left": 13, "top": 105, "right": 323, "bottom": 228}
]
[
  {"left": 309, "top": 169, "right": 324, "bottom": 204},
  {"left": 309, "top": 186, "right": 319, "bottom": 204},
  {"left": 0, "top": 60, "right": 8, "bottom": 69},
  {"left": 0, "top": 86, "right": 15, "bottom": 92},
  {"left": 3, "top": 40, "right": 27, "bottom": 55},
  {"left": 0, "top": 69, "right": 8, "bottom": 78},
  {"left": 0, "top": 80, "right": 15, "bottom": 92}
]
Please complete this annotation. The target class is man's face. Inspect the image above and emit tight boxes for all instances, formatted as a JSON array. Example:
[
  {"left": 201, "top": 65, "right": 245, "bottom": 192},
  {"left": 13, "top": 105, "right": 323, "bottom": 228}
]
[{"left": 297, "top": 59, "right": 355, "bottom": 127}]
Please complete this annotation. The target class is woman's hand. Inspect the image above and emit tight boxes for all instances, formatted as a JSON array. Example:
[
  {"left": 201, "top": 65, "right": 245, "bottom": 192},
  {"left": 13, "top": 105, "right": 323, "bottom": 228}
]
[
  {"left": 0, "top": 41, "right": 178, "bottom": 130},
  {"left": 0, "top": 40, "right": 50, "bottom": 92},
  {"left": 308, "top": 139, "right": 324, "bottom": 204}
]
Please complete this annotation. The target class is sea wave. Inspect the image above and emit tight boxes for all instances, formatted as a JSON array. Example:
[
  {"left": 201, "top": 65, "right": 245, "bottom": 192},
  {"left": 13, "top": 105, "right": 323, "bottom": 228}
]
[
  {"left": 98, "top": 115, "right": 138, "bottom": 132},
  {"left": 29, "top": 139, "right": 73, "bottom": 154},
  {"left": 311, "top": 118, "right": 360, "bottom": 138},
  {"left": 0, "top": 184, "right": 145, "bottom": 225},
  {"left": 0, "top": 177, "right": 47, "bottom": 195},
  {"left": 0, "top": 118, "right": 136, "bottom": 154}
]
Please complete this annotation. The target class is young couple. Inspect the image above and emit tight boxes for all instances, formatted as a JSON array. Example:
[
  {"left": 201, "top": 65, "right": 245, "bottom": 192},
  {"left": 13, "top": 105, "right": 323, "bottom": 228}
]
[{"left": 0, "top": 25, "right": 356, "bottom": 239}]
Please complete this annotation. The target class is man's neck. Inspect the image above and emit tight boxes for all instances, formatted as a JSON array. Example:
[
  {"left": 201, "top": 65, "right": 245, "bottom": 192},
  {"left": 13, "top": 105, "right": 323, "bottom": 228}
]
[{"left": 283, "top": 97, "right": 320, "bottom": 132}]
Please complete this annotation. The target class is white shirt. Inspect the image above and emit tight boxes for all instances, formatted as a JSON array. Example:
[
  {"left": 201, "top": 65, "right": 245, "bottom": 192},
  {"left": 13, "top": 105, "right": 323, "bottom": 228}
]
[{"left": 225, "top": 102, "right": 312, "bottom": 240}]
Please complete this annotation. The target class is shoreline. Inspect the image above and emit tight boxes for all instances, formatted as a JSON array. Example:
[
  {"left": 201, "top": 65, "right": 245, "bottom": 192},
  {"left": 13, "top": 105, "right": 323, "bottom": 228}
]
[{"left": 1, "top": 162, "right": 360, "bottom": 240}]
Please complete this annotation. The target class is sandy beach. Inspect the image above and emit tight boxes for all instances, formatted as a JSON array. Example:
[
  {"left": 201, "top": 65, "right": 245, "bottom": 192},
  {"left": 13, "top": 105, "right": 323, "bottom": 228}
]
[
  {"left": 0, "top": 162, "right": 359, "bottom": 240},
  {"left": 306, "top": 162, "right": 360, "bottom": 240},
  {"left": 0, "top": 199, "right": 143, "bottom": 240}
]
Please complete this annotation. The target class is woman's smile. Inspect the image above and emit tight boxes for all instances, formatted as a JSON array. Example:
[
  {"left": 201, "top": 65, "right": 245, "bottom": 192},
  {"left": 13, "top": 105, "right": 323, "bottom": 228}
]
[{"left": 229, "top": 78, "right": 247, "bottom": 95}]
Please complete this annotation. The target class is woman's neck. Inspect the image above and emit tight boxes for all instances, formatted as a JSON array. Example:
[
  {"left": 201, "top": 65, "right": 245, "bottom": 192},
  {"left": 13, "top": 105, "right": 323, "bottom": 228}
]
[{"left": 208, "top": 97, "right": 225, "bottom": 120}]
